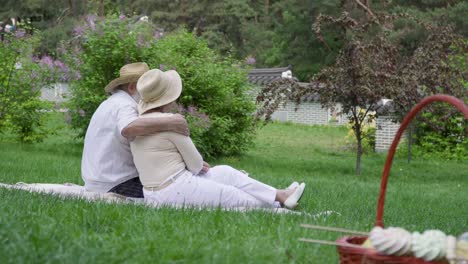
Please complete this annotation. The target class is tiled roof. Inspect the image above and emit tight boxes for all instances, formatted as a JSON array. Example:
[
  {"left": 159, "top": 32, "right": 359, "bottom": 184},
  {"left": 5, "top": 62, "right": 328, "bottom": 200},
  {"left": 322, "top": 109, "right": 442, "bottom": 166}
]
[
  {"left": 248, "top": 67, "right": 325, "bottom": 102},
  {"left": 248, "top": 66, "right": 293, "bottom": 85}
]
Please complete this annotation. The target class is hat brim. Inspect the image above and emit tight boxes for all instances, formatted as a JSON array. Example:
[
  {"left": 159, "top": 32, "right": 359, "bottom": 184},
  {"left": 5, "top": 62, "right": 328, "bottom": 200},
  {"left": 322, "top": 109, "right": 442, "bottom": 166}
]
[
  {"left": 138, "top": 71, "right": 182, "bottom": 114},
  {"left": 104, "top": 74, "right": 142, "bottom": 93}
]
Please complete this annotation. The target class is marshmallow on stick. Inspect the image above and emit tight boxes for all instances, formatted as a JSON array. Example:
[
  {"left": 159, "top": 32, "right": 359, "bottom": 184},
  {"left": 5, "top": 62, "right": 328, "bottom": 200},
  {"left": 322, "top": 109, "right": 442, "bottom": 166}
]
[
  {"left": 369, "top": 226, "right": 412, "bottom": 256},
  {"left": 412, "top": 230, "right": 447, "bottom": 261}
]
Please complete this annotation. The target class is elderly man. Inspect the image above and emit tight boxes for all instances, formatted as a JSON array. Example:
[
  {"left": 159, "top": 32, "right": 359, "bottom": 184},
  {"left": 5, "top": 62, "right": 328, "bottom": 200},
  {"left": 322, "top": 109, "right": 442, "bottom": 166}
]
[{"left": 81, "top": 62, "right": 189, "bottom": 198}]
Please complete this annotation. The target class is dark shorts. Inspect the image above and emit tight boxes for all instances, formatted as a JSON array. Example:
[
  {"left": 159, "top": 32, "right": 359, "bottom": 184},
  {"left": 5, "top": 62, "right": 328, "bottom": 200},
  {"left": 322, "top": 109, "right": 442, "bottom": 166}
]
[{"left": 108, "top": 177, "right": 143, "bottom": 198}]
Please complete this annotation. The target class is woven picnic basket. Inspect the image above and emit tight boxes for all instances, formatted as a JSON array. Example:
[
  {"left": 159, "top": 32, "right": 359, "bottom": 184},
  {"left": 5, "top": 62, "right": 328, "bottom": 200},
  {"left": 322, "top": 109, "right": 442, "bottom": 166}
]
[{"left": 336, "top": 94, "right": 468, "bottom": 264}]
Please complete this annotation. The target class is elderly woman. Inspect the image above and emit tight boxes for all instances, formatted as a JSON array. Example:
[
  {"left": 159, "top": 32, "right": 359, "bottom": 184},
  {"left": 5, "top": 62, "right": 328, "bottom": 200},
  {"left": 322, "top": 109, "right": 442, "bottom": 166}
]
[{"left": 131, "top": 69, "right": 306, "bottom": 209}]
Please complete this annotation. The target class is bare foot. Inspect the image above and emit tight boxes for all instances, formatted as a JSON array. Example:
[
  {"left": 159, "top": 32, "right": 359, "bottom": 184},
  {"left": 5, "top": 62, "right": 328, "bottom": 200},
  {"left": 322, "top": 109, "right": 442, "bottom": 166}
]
[{"left": 275, "top": 188, "right": 295, "bottom": 204}]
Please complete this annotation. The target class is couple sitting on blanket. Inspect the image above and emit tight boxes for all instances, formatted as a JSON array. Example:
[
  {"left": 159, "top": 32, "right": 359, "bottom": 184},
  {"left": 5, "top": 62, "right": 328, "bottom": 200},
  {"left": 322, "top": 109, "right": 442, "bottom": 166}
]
[{"left": 81, "top": 62, "right": 306, "bottom": 209}]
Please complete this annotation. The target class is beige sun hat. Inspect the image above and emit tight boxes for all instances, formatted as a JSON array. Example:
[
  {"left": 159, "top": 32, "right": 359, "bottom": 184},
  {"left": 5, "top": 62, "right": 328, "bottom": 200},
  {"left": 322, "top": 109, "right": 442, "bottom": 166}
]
[
  {"left": 104, "top": 62, "right": 150, "bottom": 93},
  {"left": 137, "top": 69, "right": 182, "bottom": 114}
]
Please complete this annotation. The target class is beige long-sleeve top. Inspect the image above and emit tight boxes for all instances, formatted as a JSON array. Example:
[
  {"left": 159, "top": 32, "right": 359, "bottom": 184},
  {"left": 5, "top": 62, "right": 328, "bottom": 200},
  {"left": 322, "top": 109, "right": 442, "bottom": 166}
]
[{"left": 130, "top": 112, "right": 203, "bottom": 188}]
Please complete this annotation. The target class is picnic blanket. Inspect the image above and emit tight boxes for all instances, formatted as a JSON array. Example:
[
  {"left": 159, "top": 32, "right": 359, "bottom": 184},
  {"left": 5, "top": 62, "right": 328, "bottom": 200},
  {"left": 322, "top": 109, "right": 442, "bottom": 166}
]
[{"left": 0, "top": 182, "right": 341, "bottom": 217}]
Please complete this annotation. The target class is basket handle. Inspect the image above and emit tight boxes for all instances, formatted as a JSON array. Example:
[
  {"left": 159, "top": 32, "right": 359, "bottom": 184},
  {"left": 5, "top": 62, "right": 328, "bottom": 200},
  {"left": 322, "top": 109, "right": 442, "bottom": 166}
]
[{"left": 375, "top": 94, "right": 468, "bottom": 227}]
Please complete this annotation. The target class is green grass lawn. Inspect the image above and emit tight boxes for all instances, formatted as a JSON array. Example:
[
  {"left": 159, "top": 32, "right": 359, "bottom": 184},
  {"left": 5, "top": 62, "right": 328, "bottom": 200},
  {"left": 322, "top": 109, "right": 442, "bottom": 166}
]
[{"left": 0, "top": 114, "right": 467, "bottom": 263}]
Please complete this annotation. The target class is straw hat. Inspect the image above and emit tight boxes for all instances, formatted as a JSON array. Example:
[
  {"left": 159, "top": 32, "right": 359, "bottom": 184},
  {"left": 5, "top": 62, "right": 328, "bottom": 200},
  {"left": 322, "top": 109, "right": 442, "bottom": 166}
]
[
  {"left": 137, "top": 69, "right": 182, "bottom": 114},
  {"left": 104, "top": 62, "right": 150, "bottom": 93}
]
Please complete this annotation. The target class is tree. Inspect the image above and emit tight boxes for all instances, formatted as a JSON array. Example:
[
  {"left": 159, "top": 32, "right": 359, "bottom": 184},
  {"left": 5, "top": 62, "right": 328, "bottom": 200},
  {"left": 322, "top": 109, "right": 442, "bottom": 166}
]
[
  {"left": 131, "top": 0, "right": 344, "bottom": 80},
  {"left": 313, "top": 12, "right": 402, "bottom": 175},
  {"left": 0, "top": 0, "right": 88, "bottom": 55},
  {"left": 2, "top": 0, "right": 466, "bottom": 75},
  {"left": 253, "top": 0, "right": 342, "bottom": 80},
  {"left": 392, "top": 31, "right": 467, "bottom": 160}
]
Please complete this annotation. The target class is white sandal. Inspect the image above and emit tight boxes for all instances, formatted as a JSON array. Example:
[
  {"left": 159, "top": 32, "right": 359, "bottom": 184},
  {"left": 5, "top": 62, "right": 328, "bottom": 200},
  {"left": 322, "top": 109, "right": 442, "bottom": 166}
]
[
  {"left": 283, "top": 182, "right": 306, "bottom": 209},
  {"left": 287, "top": 181, "right": 299, "bottom": 190}
]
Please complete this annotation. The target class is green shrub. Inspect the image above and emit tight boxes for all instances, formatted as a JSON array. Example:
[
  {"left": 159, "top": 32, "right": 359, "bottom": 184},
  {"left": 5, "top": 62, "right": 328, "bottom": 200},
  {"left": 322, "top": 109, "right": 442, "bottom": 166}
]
[
  {"left": 65, "top": 15, "right": 256, "bottom": 158},
  {"left": 343, "top": 113, "right": 376, "bottom": 154},
  {"left": 143, "top": 30, "right": 256, "bottom": 157},
  {"left": 413, "top": 111, "right": 467, "bottom": 161},
  {"left": 412, "top": 41, "right": 467, "bottom": 161},
  {"left": 0, "top": 31, "right": 57, "bottom": 142}
]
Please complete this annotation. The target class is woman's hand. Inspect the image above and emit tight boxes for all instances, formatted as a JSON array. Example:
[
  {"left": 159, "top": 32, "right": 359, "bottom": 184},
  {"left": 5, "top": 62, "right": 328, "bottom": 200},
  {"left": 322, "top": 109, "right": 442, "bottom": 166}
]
[{"left": 201, "top": 161, "right": 210, "bottom": 173}]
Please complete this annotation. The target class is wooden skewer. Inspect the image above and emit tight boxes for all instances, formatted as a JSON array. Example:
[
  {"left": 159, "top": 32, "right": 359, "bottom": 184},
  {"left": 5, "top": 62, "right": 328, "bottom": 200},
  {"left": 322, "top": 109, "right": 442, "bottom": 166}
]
[
  {"left": 299, "top": 238, "right": 368, "bottom": 249},
  {"left": 300, "top": 224, "right": 369, "bottom": 236}
]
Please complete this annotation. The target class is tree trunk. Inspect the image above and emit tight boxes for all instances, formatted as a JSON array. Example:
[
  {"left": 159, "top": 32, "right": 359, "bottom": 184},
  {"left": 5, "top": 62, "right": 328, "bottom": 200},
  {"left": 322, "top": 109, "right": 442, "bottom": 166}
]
[
  {"left": 99, "top": 0, "right": 105, "bottom": 16},
  {"left": 68, "top": 0, "right": 74, "bottom": 16},
  {"left": 264, "top": 0, "right": 270, "bottom": 15},
  {"left": 407, "top": 123, "right": 413, "bottom": 163},
  {"left": 355, "top": 125, "right": 362, "bottom": 175}
]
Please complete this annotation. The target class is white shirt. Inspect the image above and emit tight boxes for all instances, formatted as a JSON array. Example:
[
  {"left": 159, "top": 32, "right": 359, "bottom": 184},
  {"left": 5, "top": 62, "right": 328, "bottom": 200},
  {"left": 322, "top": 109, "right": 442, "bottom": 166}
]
[
  {"left": 81, "top": 90, "right": 139, "bottom": 192},
  {"left": 130, "top": 112, "right": 203, "bottom": 188}
]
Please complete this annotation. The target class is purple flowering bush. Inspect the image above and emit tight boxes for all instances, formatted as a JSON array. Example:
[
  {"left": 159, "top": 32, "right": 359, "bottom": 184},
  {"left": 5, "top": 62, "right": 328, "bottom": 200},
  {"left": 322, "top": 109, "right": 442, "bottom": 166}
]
[
  {"left": 63, "top": 14, "right": 152, "bottom": 138},
  {"left": 37, "top": 56, "right": 74, "bottom": 83},
  {"left": 0, "top": 32, "right": 68, "bottom": 142},
  {"left": 0, "top": 33, "right": 43, "bottom": 142},
  {"left": 65, "top": 15, "right": 256, "bottom": 157},
  {"left": 245, "top": 56, "right": 256, "bottom": 65}
]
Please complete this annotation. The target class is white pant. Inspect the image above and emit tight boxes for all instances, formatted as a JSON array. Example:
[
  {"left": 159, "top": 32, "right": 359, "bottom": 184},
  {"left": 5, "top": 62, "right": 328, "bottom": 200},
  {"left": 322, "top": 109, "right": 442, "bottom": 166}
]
[{"left": 143, "top": 165, "right": 278, "bottom": 208}]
